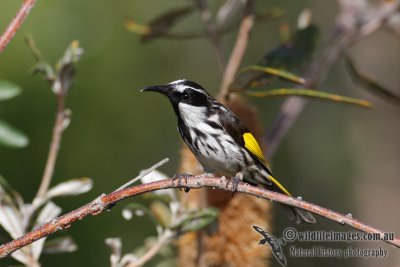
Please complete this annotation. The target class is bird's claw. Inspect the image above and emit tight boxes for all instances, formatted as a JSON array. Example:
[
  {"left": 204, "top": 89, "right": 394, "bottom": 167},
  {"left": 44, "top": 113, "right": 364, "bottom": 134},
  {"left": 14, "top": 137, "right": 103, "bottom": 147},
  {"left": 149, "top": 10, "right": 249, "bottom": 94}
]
[
  {"left": 230, "top": 176, "right": 241, "bottom": 193},
  {"left": 172, "top": 173, "right": 192, "bottom": 192},
  {"left": 227, "top": 172, "right": 243, "bottom": 195}
]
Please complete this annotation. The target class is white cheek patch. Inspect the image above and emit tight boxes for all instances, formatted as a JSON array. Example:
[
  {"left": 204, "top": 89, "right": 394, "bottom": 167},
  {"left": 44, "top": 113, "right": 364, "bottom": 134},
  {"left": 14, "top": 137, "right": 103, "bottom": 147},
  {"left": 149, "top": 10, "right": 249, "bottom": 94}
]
[
  {"left": 178, "top": 103, "right": 207, "bottom": 127},
  {"left": 178, "top": 103, "right": 222, "bottom": 135}
]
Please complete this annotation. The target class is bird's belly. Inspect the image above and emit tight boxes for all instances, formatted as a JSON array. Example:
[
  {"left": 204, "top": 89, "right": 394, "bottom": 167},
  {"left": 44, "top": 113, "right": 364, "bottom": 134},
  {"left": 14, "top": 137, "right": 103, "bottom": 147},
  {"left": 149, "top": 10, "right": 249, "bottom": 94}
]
[
  {"left": 195, "top": 153, "right": 238, "bottom": 175},
  {"left": 190, "top": 135, "right": 244, "bottom": 176}
]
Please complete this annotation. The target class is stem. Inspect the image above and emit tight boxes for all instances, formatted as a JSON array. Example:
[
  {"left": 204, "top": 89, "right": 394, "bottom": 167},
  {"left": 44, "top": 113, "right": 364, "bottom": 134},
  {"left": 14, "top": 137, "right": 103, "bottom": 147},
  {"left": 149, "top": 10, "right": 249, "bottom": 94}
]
[
  {"left": 36, "top": 95, "right": 67, "bottom": 197},
  {"left": 1, "top": 176, "right": 399, "bottom": 258},
  {"left": 0, "top": 0, "right": 37, "bottom": 54},
  {"left": 194, "top": 0, "right": 226, "bottom": 73},
  {"left": 218, "top": 0, "right": 255, "bottom": 100},
  {"left": 128, "top": 230, "right": 173, "bottom": 267}
]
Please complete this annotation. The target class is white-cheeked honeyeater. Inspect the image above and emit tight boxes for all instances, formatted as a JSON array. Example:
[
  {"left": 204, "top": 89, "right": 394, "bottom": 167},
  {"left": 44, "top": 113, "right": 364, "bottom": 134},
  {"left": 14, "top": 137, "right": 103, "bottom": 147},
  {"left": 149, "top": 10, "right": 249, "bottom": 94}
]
[{"left": 141, "top": 79, "right": 316, "bottom": 224}]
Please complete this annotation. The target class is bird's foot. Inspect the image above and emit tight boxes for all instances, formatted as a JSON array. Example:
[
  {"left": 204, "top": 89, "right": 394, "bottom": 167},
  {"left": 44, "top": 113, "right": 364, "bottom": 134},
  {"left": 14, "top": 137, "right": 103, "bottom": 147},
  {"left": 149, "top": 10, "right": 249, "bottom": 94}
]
[
  {"left": 228, "top": 172, "right": 243, "bottom": 194},
  {"left": 172, "top": 173, "right": 193, "bottom": 192}
]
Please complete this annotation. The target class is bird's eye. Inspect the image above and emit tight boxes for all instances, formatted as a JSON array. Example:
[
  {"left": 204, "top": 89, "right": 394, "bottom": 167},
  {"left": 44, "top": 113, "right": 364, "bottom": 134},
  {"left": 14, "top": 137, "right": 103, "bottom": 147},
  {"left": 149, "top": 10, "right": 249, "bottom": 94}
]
[{"left": 183, "top": 93, "right": 189, "bottom": 99}]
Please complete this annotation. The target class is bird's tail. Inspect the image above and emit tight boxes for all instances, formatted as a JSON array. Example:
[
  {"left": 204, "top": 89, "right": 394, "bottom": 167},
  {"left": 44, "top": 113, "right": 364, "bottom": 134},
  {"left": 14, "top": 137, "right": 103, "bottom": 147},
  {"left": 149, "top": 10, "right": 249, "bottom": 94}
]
[
  {"left": 281, "top": 204, "right": 316, "bottom": 224},
  {"left": 267, "top": 175, "right": 316, "bottom": 224}
]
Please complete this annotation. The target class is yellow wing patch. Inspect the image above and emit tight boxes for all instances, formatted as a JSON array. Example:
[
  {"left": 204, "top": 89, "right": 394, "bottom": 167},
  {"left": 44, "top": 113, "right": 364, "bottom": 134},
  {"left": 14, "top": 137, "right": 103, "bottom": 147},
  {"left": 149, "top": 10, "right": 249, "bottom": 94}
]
[
  {"left": 243, "top": 132, "right": 292, "bottom": 197},
  {"left": 243, "top": 132, "right": 266, "bottom": 164}
]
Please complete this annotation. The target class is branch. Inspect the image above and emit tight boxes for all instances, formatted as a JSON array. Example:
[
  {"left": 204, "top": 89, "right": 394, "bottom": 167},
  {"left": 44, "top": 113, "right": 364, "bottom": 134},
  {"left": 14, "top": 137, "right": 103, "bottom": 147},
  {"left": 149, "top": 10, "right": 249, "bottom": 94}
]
[
  {"left": 194, "top": 0, "right": 226, "bottom": 73},
  {"left": 36, "top": 91, "right": 69, "bottom": 197},
  {"left": 29, "top": 39, "right": 82, "bottom": 198},
  {"left": 0, "top": 0, "right": 37, "bottom": 54},
  {"left": 218, "top": 0, "right": 255, "bottom": 99},
  {"left": 1, "top": 176, "right": 399, "bottom": 258}
]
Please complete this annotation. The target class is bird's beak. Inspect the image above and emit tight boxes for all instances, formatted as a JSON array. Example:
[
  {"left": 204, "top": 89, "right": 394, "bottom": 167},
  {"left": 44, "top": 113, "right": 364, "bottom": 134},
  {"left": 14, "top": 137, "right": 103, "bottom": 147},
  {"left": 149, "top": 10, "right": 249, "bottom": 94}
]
[{"left": 140, "top": 84, "right": 171, "bottom": 96}]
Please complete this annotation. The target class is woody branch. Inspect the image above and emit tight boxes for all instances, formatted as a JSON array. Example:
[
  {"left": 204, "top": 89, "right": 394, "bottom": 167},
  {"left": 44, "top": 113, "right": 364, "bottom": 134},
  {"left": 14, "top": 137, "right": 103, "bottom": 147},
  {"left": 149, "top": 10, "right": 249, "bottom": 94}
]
[
  {"left": 1, "top": 175, "right": 399, "bottom": 258},
  {"left": 0, "top": 0, "right": 37, "bottom": 54}
]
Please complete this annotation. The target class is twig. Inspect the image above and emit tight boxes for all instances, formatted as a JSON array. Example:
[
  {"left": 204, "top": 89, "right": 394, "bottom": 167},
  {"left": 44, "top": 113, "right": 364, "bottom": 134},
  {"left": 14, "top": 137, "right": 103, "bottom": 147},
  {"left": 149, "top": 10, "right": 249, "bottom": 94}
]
[
  {"left": 115, "top": 158, "right": 169, "bottom": 191},
  {"left": 218, "top": 0, "right": 255, "bottom": 100},
  {"left": 0, "top": 0, "right": 37, "bottom": 54},
  {"left": 194, "top": 0, "right": 226, "bottom": 73},
  {"left": 1, "top": 175, "right": 399, "bottom": 258},
  {"left": 127, "top": 230, "right": 174, "bottom": 267},
  {"left": 36, "top": 94, "right": 69, "bottom": 197}
]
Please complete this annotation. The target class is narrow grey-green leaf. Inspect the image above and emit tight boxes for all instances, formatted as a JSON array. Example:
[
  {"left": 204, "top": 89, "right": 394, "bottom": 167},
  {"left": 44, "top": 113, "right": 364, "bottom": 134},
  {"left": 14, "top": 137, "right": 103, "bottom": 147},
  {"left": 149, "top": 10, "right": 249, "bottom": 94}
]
[
  {"left": 346, "top": 57, "right": 400, "bottom": 105},
  {"left": 0, "top": 119, "right": 29, "bottom": 148},
  {"left": 32, "top": 202, "right": 62, "bottom": 259},
  {"left": 43, "top": 236, "right": 78, "bottom": 254},
  {"left": 172, "top": 207, "right": 219, "bottom": 233},
  {"left": 45, "top": 177, "right": 93, "bottom": 199},
  {"left": 141, "top": 5, "right": 194, "bottom": 43},
  {"left": 246, "top": 88, "right": 373, "bottom": 108},
  {"left": 105, "top": 237, "right": 122, "bottom": 267},
  {"left": 0, "top": 197, "right": 24, "bottom": 239},
  {"left": 0, "top": 80, "right": 21, "bottom": 101}
]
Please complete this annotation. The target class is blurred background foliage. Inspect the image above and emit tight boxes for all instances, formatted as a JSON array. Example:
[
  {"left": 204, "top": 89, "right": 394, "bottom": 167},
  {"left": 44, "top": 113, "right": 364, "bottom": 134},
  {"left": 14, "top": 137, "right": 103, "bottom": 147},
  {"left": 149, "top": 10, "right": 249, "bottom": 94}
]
[{"left": 0, "top": 0, "right": 399, "bottom": 266}]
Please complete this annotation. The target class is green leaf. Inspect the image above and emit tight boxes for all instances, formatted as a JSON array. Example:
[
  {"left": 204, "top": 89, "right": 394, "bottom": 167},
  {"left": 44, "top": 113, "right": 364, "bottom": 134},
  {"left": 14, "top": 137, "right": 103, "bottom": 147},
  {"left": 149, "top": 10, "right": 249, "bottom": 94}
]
[
  {"left": 0, "top": 175, "right": 17, "bottom": 208},
  {"left": 124, "top": 18, "right": 152, "bottom": 35},
  {"left": 26, "top": 36, "right": 56, "bottom": 82},
  {"left": 0, "top": 119, "right": 29, "bottom": 148},
  {"left": 43, "top": 236, "right": 78, "bottom": 254},
  {"left": 171, "top": 207, "right": 219, "bottom": 233},
  {"left": 26, "top": 37, "right": 83, "bottom": 95},
  {"left": 240, "top": 65, "right": 306, "bottom": 85},
  {"left": 345, "top": 57, "right": 400, "bottom": 105},
  {"left": 0, "top": 175, "right": 24, "bottom": 212},
  {"left": 56, "top": 40, "right": 84, "bottom": 72},
  {"left": 260, "top": 24, "right": 319, "bottom": 69},
  {"left": 0, "top": 175, "right": 17, "bottom": 198},
  {"left": 0, "top": 80, "right": 21, "bottom": 101},
  {"left": 246, "top": 88, "right": 373, "bottom": 108},
  {"left": 125, "top": 5, "right": 194, "bottom": 43}
]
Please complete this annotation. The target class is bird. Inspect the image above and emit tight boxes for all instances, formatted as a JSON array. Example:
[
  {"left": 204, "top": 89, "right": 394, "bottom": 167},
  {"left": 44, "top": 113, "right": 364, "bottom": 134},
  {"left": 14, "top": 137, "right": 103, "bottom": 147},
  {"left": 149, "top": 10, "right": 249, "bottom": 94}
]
[{"left": 141, "top": 79, "right": 316, "bottom": 224}]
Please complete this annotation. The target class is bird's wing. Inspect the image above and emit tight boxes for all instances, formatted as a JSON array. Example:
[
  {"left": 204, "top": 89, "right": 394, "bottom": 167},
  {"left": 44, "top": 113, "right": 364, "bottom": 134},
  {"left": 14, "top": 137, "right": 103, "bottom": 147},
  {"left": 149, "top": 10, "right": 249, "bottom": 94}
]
[
  {"left": 242, "top": 132, "right": 269, "bottom": 168},
  {"left": 217, "top": 108, "right": 291, "bottom": 196},
  {"left": 216, "top": 108, "right": 272, "bottom": 174},
  {"left": 242, "top": 132, "right": 291, "bottom": 196}
]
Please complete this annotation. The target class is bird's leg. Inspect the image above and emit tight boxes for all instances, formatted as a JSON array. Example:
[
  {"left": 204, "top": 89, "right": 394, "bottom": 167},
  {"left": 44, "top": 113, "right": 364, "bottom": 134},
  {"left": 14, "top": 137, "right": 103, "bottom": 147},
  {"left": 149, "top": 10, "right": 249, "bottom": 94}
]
[
  {"left": 172, "top": 173, "right": 193, "bottom": 192},
  {"left": 228, "top": 172, "right": 243, "bottom": 193}
]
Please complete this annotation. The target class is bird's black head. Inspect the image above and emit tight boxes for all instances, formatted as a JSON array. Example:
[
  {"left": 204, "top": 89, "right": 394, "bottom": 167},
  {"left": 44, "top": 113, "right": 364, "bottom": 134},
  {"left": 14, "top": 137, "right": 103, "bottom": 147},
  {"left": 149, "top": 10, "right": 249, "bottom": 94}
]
[{"left": 141, "top": 79, "right": 214, "bottom": 113}]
